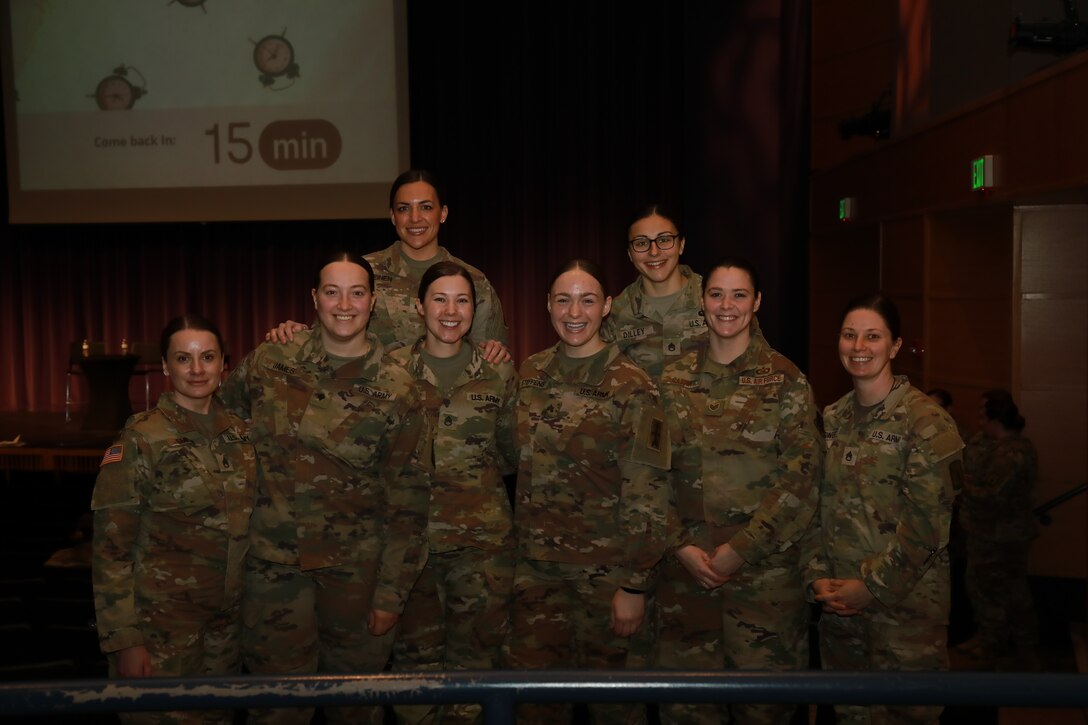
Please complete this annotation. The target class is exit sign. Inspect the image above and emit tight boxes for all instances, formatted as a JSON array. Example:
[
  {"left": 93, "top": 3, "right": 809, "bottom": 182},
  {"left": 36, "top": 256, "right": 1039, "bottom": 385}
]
[
  {"left": 971, "top": 155, "right": 995, "bottom": 191},
  {"left": 838, "top": 197, "right": 855, "bottom": 222}
]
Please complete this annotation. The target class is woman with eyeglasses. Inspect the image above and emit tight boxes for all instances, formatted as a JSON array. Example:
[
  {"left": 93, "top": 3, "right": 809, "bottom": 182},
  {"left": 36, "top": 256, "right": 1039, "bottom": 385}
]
[
  {"left": 602, "top": 205, "right": 706, "bottom": 380},
  {"left": 507, "top": 259, "right": 670, "bottom": 724},
  {"left": 656, "top": 257, "right": 821, "bottom": 725},
  {"left": 806, "top": 293, "right": 963, "bottom": 725}
]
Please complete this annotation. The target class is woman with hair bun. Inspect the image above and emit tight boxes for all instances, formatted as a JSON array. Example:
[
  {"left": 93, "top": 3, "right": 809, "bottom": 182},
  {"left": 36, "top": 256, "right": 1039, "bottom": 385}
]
[
  {"left": 388, "top": 260, "right": 519, "bottom": 724},
  {"left": 657, "top": 257, "right": 820, "bottom": 725},
  {"left": 92, "top": 314, "right": 256, "bottom": 725},
  {"left": 805, "top": 292, "right": 964, "bottom": 725},
  {"left": 220, "top": 252, "right": 429, "bottom": 725},
  {"left": 956, "top": 389, "right": 1039, "bottom": 667},
  {"left": 508, "top": 259, "right": 670, "bottom": 725},
  {"left": 603, "top": 204, "right": 706, "bottom": 380}
]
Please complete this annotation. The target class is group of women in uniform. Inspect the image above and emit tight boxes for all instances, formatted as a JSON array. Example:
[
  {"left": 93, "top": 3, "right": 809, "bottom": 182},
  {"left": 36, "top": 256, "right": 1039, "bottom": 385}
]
[{"left": 92, "top": 171, "right": 966, "bottom": 725}]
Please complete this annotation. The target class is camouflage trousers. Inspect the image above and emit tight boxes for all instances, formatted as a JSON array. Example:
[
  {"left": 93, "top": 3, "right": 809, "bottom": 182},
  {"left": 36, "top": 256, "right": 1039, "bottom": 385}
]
[
  {"left": 390, "top": 545, "right": 514, "bottom": 725},
  {"left": 964, "top": 536, "right": 1038, "bottom": 655},
  {"left": 655, "top": 552, "right": 809, "bottom": 725},
  {"left": 503, "top": 558, "right": 651, "bottom": 725},
  {"left": 242, "top": 557, "right": 395, "bottom": 725},
  {"left": 111, "top": 585, "right": 242, "bottom": 725},
  {"left": 819, "top": 608, "right": 948, "bottom": 725}
]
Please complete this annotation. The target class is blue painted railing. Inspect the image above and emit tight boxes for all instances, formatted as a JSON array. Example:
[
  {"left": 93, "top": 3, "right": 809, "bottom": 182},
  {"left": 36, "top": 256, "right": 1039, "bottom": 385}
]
[{"left": 2, "top": 670, "right": 1086, "bottom": 724}]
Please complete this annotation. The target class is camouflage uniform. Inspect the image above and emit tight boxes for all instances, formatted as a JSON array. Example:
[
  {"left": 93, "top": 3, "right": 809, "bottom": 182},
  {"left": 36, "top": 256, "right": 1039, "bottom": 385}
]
[
  {"left": 388, "top": 339, "right": 519, "bottom": 725},
  {"left": 92, "top": 393, "right": 256, "bottom": 725},
  {"left": 507, "top": 343, "right": 671, "bottom": 725},
  {"left": 601, "top": 265, "right": 706, "bottom": 380},
  {"left": 657, "top": 321, "right": 821, "bottom": 725},
  {"left": 219, "top": 328, "right": 429, "bottom": 725},
  {"left": 959, "top": 431, "right": 1039, "bottom": 657},
  {"left": 805, "top": 376, "right": 963, "bottom": 725},
  {"left": 366, "top": 242, "right": 508, "bottom": 349}
]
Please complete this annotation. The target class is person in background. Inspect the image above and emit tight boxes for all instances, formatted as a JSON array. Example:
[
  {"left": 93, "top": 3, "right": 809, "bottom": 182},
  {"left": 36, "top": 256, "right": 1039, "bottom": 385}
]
[
  {"left": 92, "top": 314, "right": 256, "bottom": 725},
  {"left": 956, "top": 389, "right": 1040, "bottom": 669},
  {"left": 388, "top": 261, "right": 519, "bottom": 724},
  {"left": 657, "top": 257, "right": 821, "bottom": 725},
  {"left": 507, "top": 259, "right": 670, "bottom": 725},
  {"left": 805, "top": 293, "right": 963, "bottom": 725},
  {"left": 220, "top": 252, "right": 429, "bottom": 725},
  {"left": 602, "top": 204, "right": 706, "bottom": 379}
]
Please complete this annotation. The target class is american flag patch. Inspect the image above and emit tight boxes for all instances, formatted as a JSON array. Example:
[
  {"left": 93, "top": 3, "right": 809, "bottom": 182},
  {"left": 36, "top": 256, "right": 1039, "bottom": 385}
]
[{"left": 100, "top": 445, "right": 124, "bottom": 467}]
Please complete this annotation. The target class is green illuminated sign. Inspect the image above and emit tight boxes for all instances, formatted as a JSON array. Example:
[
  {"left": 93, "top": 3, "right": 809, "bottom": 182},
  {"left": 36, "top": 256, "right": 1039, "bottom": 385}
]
[{"left": 971, "top": 155, "right": 994, "bottom": 191}]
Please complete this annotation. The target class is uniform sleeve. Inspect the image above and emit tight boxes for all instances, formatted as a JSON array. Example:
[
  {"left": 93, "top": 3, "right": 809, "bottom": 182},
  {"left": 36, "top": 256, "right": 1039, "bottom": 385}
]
[
  {"left": 372, "top": 385, "right": 432, "bottom": 614},
  {"left": 860, "top": 415, "right": 962, "bottom": 606},
  {"left": 799, "top": 411, "right": 832, "bottom": 594},
  {"left": 608, "top": 383, "right": 671, "bottom": 591},
  {"left": 599, "top": 314, "right": 618, "bottom": 344},
  {"left": 662, "top": 383, "right": 711, "bottom": 552},
  {"left": 218, "top": 350, "right": 255, "bottom": 420},
  {"left": 472, "top": 278, "right": 509, "bottom": 345},
  {"left": 90, "top": 428, "right": 148, "bottom": 653},
  {"left": 729, "top": 374, "right": 822, "bottom": 565},
  {"left": 495, "top": 367, "right": 520, "bottom": 475}
]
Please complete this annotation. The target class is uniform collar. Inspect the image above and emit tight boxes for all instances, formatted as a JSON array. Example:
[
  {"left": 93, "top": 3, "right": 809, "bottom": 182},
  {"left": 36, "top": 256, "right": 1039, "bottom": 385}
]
[
  {"left": 625, "top": 264, "right": 699, "bottom": 318},
  {"left": 298, "top": 328, "right": 386, "bottom": 381},
  {"left": 697, "top": 316, "right": 769, "bottom": 376},
  {"left": 389, "top": 241, "right": 451, "bottom": 275},
  {"left": 405, "top": 336, "right": 485, "bottom": 388},
  {"left": 849, "top": 374, "right": 911, "bottom": 422},
  {"left": 533, "top": 342, "right": 619, "bottom": 386},
  {"left": 156, "top": 392, "right": 233, "bottom": 437}
]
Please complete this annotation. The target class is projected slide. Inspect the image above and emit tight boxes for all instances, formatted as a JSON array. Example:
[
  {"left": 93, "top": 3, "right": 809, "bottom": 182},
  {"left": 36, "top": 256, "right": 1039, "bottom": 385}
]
[{"left": 2, "top": 0, "right": 409, "bottom": 222}]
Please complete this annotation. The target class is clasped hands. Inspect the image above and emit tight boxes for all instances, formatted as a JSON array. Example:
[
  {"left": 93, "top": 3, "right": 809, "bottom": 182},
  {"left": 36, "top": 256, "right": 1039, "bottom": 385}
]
[{"left": 676, "top": 543, "right": 744, "bottom": 590}]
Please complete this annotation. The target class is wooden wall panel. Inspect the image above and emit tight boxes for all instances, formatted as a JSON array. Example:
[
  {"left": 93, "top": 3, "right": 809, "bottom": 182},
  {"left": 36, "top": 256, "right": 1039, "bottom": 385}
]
[
  {"left": 881, "top": 217, "right": 925, "bottom": 296},
  {"left": 809, "top": 226, "right": 880, "bottom": 406},
  {"left": 1015, "top": 205, "right": 1088, "bottom": 580},
  {"left": 928, "top": 208, "right": 1014, "bottom": 300},
  {"left": 927, "top": 298, "right": 1012, "bottom": 386},
  {"left": 811, "top": 54, "right": 1088, "bottom": 233},
  {"left": 1022, "top": 387, "right": 1088, "bottom": 578}
]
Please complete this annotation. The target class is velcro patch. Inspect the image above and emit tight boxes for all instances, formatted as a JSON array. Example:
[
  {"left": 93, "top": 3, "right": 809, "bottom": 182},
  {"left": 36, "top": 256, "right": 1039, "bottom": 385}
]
[
  {"left": 100, "top": 444, "right": 124, "bottom": 467},
  {"left": 868, "top": 429, "right": 903, "bottom": 445},
  {"left": 739, "top": 374, "right": 784, "bottom": 386},
  {"left": 631, "top": 413, "right": 671, "bottom": 470}
]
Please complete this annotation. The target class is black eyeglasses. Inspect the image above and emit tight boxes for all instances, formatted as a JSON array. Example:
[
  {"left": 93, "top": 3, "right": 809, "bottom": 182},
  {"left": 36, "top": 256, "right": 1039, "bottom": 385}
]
[{"left": 628, "top": 233, "right": 679, "bottom": 253}]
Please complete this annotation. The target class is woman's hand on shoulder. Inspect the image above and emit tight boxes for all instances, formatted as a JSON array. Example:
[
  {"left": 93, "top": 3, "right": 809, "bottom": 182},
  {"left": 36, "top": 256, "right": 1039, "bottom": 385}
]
[
  {"left": 675, "top": 544, "right": 730, "bottom": 589},
  {"left": 478, "top": 339, "right": 512, "bottom": 364},
  {"left": 265, "top": 320, "right": 306, "bottom": 344},
  {"left": 610, "top": 589, "right": 645, "bottom": 637},
  {"left": 116, "top": 645, "right": 153, "bottom": 677}
]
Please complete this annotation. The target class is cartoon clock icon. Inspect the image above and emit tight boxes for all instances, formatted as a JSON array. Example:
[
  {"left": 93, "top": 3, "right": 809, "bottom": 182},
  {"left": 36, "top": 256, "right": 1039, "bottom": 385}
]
[
  {"left": 93, "top": 65, "right": 147, "bottom": 111},
  {"left": 252, "top": 30, "right": 300, "bottom": 88}
]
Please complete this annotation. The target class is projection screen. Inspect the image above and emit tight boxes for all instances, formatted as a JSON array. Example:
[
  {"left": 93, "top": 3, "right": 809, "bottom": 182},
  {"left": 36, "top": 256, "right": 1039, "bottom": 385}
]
[{"left": 1, "top": 0, "right": 409, "bottom": 223}]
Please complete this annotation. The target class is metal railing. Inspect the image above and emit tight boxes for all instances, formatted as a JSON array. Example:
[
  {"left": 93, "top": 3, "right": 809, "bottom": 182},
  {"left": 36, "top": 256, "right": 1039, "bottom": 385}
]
[
  {"left": 2, "top": 670, "right": 1087, "bottom": 724},
  {"left": 1034, "top": 483, "right": 1087, "bottom": 525}
]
